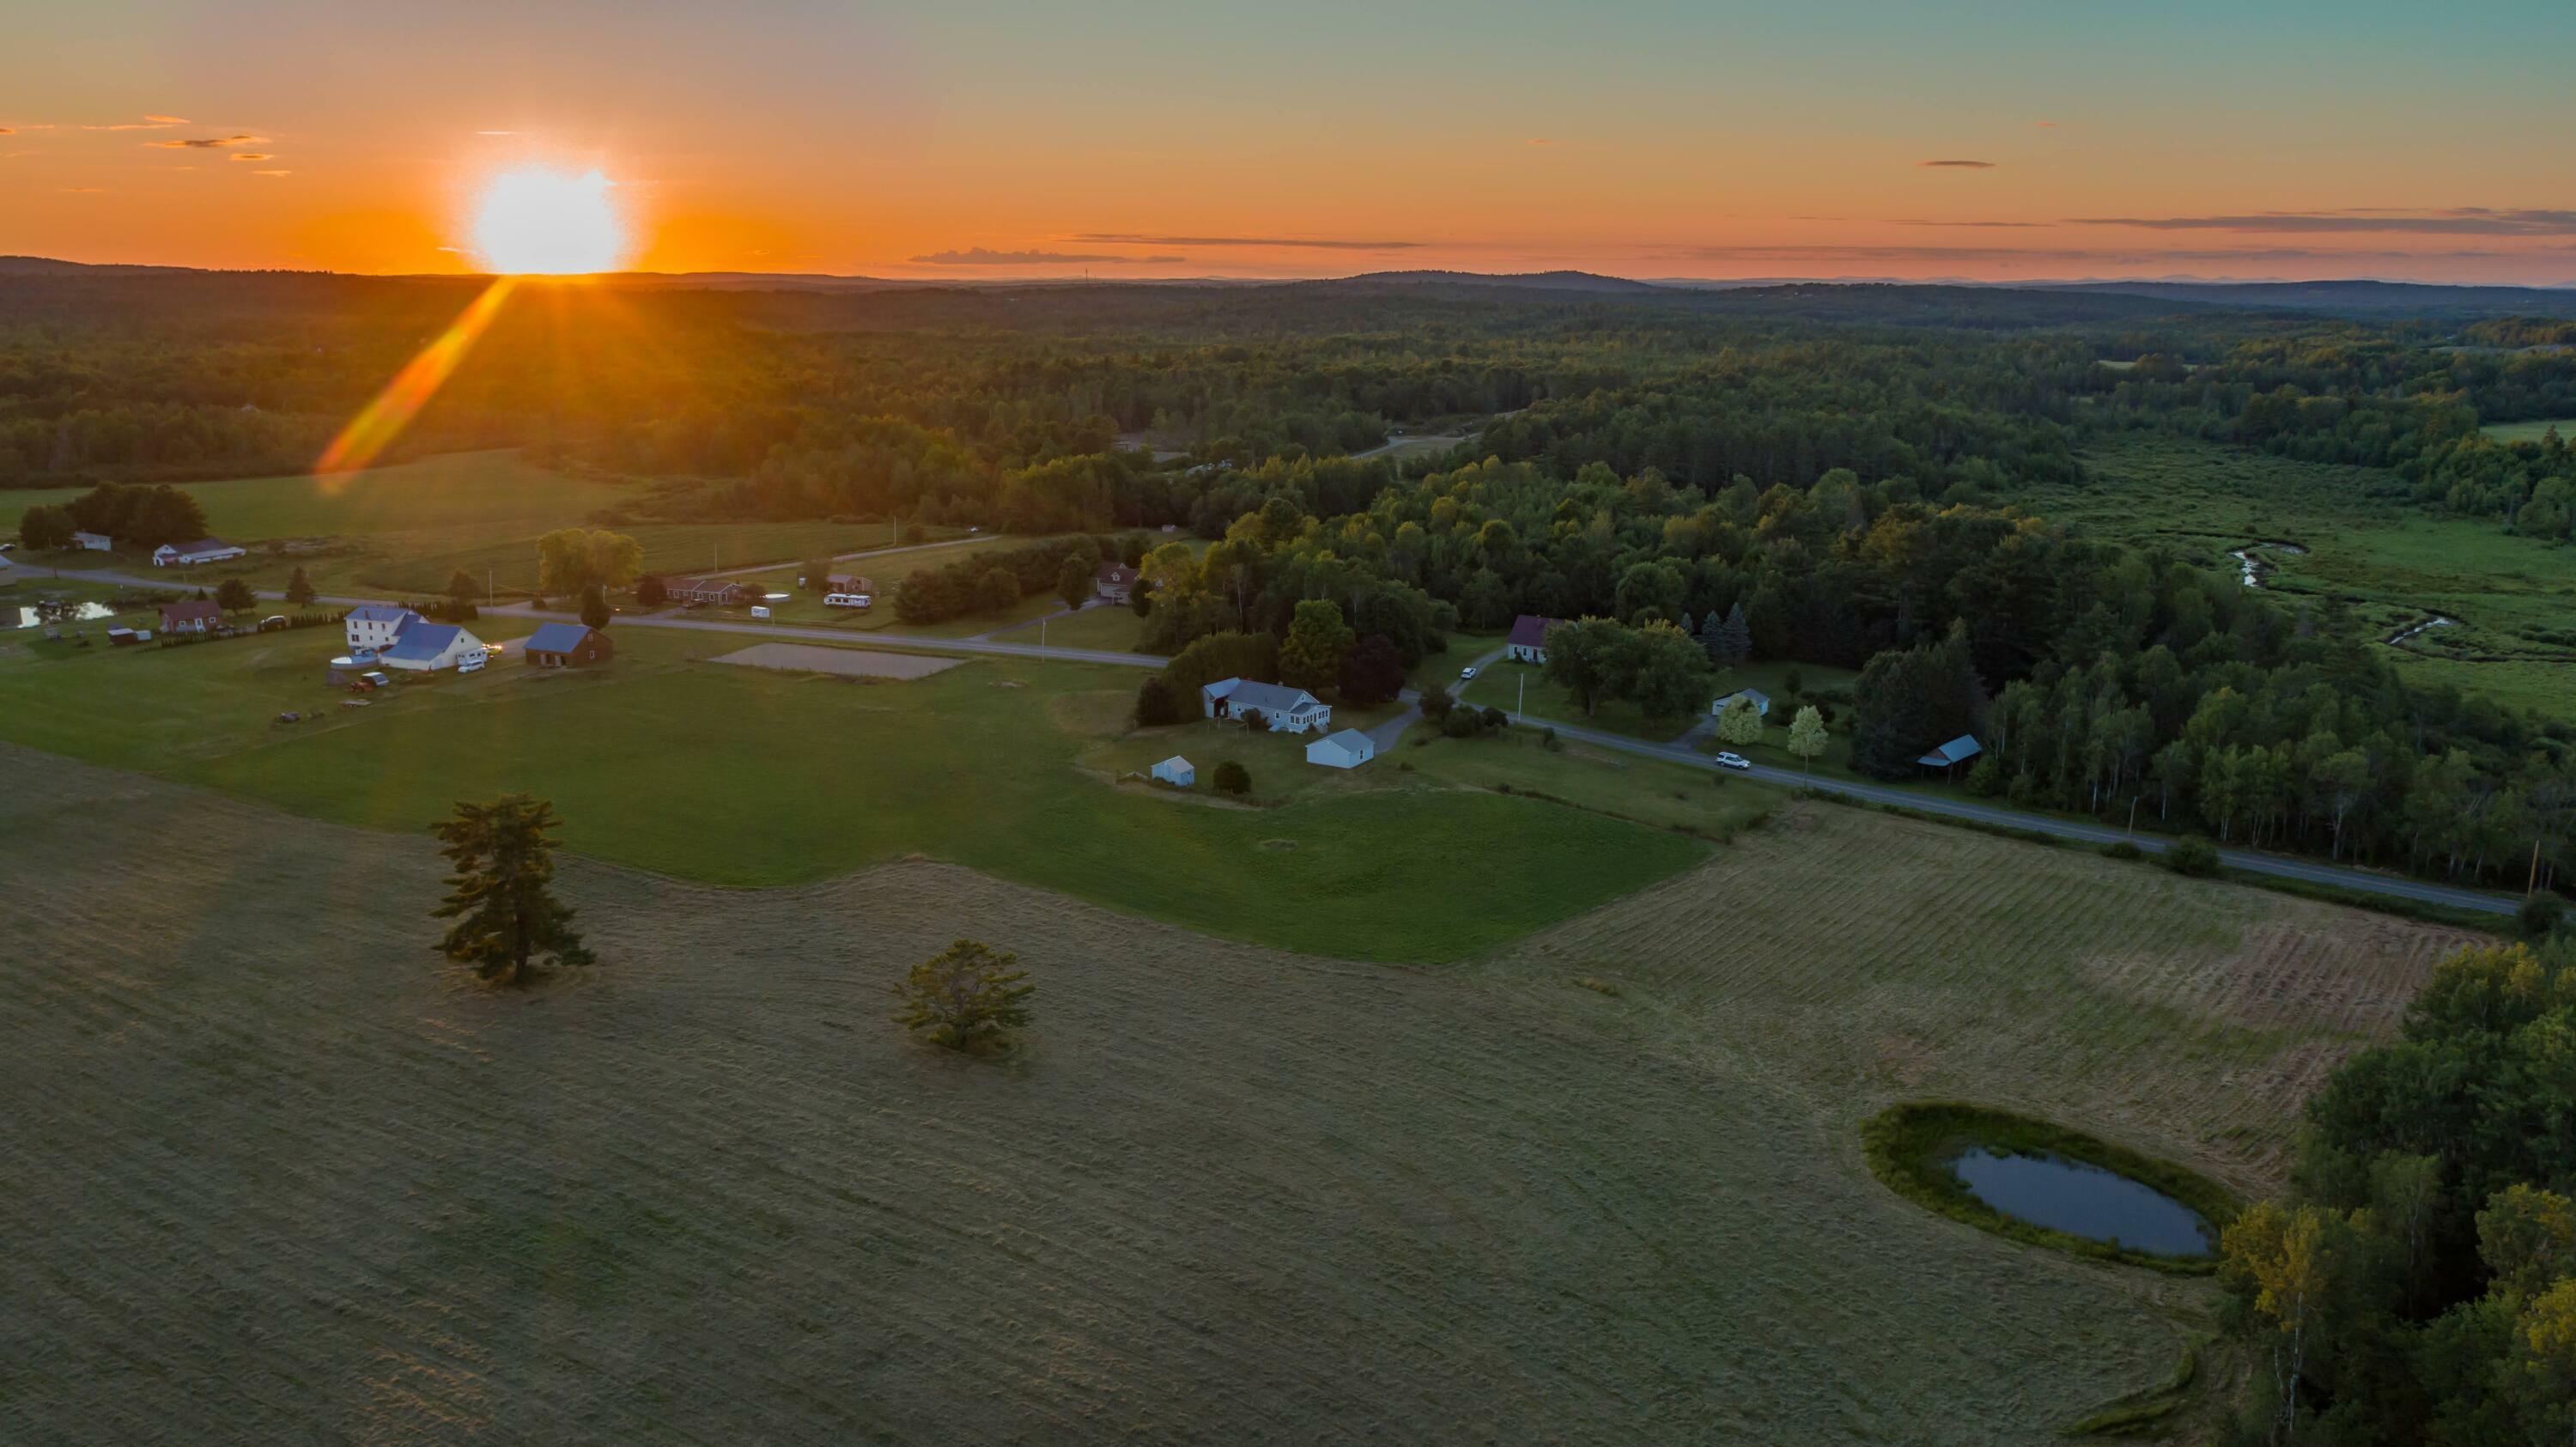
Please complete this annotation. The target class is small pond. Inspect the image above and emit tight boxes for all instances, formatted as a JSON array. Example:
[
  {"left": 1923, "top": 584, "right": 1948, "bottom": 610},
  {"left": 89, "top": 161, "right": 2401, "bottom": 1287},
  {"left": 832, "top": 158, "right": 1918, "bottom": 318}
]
[
  {"left": 1951, "top": 1147, "right": 2215, "bottom": 1257},
  {"left": 14, "top": 602, "right": 116, "bottom": 629}
]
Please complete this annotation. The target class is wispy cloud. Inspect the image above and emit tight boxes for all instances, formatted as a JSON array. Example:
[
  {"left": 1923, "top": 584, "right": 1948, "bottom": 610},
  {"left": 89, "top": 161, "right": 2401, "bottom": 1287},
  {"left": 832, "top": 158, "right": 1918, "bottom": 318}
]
[
  {"left": 1527, "top": 137, "right": 1559, "bottom": 146},
  {"left": 477, "top": 130, "right": 517, "bottom": 137},
  {"left": 910, "top": 247, "right": 1164, "bottom": 266},
  {"left": 2036, "top": 121, "right": 2058, "bottom": 129},
  {"left": 2070, "top": 208, "right": 2576, "bottom": 237},
  {"left": 1889, "top": 218, "right": 2044, "bottom": 228},
  {"left": 1067, "top": 233, "right": 1419, "bottom": 251},
  {"left": 58, "top": 186, "right": 105, "bottom": 194},
  {"left": 1669, "top": 242, "right": 2520, "bottom": 265},
  {"left": 228, "top": 153, "right": 274, "bottom": 161},
  {"left": 1918, "top": 159, "right": 1996, "bottom": 169},
  {"left": 251, "top": 169, "right": 290, "bottom": 178},
  {"left": 84, "top": 115, "right": 187, "bottom": 131},
  {"left": 0, "top": 127, "right": 13, "bottom": 137},
  {"left": 150, "top": 134, "right": 265, "bottom": 149}
]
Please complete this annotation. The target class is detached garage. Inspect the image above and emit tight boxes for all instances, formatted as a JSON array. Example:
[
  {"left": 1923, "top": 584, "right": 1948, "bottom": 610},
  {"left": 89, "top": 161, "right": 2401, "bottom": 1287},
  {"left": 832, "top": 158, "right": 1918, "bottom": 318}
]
[
  {"left": 522, "top": 622, "right": 614, "bottom": 668},
  {"left": 1304, "top": 728, "right": 1376, "bottom": 770}
]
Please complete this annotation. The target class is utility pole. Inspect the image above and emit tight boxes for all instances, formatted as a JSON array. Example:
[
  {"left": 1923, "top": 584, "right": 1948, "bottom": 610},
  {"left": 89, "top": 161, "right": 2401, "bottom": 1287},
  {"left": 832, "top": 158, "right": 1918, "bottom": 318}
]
[
  {"left": 1516, "top": 673, "right": 1525, "bottom": 722},
  {"left": 2532, "top": 838, "right": 2544, "bottom": 897}
]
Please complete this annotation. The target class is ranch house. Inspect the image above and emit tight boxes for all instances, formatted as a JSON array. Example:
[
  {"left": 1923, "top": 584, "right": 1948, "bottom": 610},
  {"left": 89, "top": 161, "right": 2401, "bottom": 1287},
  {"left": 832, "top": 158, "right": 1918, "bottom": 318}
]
[
  {"left": 1713, "top": 688, "right": 1771, "bottom": 718},
  {"left": 666, "top": 577, "right": 756, "bottom": 607},
  {"left": 152, "top": 538, "right": 247, "bottom": 568},
  {"left": 1200, "top": 678, "right": 1330, "bottom": 734},
  {"left": 156, "top": 599, "right": 225, "bottom": 635}
]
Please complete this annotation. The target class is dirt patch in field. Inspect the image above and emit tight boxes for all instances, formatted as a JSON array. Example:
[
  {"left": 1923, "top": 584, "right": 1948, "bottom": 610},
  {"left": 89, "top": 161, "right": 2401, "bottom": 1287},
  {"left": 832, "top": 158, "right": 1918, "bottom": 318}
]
[
  {"left": 1045, "top": 687, "right": 1134, "bottom": 737},
  {"left": 708, "top": 641, "right": 963, "bottom": 678}
]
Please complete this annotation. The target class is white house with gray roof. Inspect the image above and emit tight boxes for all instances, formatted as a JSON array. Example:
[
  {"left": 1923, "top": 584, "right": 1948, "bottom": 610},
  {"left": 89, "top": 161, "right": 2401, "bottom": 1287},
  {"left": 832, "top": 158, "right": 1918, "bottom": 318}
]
[
  {"left": 345, "top": 605, "right": 425, "bottom": 655},
  {"left": 1200, "top": 678, "right": 1330, "bottom": 734}
]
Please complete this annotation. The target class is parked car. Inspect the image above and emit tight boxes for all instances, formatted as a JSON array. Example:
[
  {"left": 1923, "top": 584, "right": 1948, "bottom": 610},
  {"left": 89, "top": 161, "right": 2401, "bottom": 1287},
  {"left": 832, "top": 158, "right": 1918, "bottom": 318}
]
[
  {"left": 258, "top": 615, "right": 288, "bottom": 632},
  {"left": 455, "top": 651, "right": 488, "bottom": 675},
  {"left": 1459, "top": 666, "right": 1479, "bottom": 680},
  {"left": 1714, "top": 751, "right": 1753, "bottom": 771}
]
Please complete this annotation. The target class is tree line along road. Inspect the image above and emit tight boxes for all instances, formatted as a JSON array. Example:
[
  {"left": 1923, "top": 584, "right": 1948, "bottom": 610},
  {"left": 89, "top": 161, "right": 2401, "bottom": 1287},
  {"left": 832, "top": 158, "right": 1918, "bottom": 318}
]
[{"left": 41, "top": 564, "right": 2524, "bottom": 917}]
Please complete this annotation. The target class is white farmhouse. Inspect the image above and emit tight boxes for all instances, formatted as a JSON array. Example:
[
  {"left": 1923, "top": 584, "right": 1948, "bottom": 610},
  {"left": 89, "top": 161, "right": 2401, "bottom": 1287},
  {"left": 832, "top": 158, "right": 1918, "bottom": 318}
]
[
  {"left": 1712, "top": 688, "right": 1771, "bottom": 718},
  {"left": 1303, "top": 728, "right": 1376, "bottom": 770},
  {"left": 345, "top": 605, "right": 424, "bottom": 655},
  {"left": 72, "top": 531, "right": 113, "bottom": 552},
  {"left": 1200, "top": 678, "right": 1331, "bottom": 734}
]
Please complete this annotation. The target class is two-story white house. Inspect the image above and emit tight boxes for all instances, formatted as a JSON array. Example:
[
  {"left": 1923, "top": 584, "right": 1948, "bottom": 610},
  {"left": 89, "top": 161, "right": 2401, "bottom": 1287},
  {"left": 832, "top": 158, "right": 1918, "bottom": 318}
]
[{"left": 345, "top": 605, "right": 425, "bottom": 656}]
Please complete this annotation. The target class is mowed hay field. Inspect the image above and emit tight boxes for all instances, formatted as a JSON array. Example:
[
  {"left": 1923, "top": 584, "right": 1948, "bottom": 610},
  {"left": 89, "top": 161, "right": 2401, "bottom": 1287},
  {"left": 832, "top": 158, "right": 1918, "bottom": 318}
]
[{"left": 0, "top": 749, "right": 2482, "bottom": 1444}]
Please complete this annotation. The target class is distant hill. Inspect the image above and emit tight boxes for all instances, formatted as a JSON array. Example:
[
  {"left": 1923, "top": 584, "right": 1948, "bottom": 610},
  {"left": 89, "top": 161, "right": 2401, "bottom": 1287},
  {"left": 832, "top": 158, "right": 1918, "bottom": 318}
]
[
  {"left": 2042, "top": 279, "right": 2576, "bottom": 319},
  {"left": 1339, "top": 270, "right": 1665, "bottom": 295}
]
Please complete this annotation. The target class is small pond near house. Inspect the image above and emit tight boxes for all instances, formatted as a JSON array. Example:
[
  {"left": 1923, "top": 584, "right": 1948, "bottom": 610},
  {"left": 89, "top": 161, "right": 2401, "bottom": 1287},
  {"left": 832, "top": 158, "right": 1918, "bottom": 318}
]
[
  {"left": 1951, "top": 1147, "right": 2215, "bottom": 1258},
  {"left": 15, "top": 602, "right": 116, "bottom": 629}
]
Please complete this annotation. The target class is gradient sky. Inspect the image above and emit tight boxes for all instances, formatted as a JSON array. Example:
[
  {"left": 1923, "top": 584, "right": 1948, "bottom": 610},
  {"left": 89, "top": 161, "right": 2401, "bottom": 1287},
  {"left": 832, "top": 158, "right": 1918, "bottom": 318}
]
[{"left": 9, "top": 0, "right": 2576, "bottom": 283}]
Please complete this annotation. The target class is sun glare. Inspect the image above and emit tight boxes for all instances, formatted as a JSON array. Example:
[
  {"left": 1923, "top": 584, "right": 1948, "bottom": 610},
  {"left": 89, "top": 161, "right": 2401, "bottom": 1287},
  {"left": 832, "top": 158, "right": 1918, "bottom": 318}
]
[{"left": 470, "top": 166, "right": 627, "bottom": 275}]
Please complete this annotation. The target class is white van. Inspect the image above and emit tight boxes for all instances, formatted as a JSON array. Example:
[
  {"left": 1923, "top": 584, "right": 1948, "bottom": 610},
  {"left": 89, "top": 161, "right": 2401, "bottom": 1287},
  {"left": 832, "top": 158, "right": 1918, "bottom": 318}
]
[
  {"left": 750, "top": 605, "right": 772, "bottom": 620},
  {"left": 454, "top": 648, "right": 489, "bottom": 675},
  {"left": 823, "top": 593, "right": 872, "bottom": 610}
]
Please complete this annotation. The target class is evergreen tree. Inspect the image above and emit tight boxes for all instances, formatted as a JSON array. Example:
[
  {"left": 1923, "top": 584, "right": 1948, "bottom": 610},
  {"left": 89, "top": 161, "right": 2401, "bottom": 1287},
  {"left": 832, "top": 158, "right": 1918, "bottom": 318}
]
[{"left": 428, "top": 795, "right": 595, "bottom": 988}]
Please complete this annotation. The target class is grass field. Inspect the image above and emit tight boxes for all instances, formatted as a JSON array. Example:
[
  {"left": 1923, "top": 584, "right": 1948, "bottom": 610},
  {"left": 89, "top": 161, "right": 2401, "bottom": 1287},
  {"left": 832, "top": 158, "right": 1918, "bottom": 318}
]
[
  {"left": 0, "top": 450, "right": 951, "bottom": 599},
  {"left": 0, "top": 751, "right": 2474, "bottom": 1444},
  {"left": 0, "top": 623, "right": 1702, "bottom": 962},
  {"left": 2037, "top": 435, "right": 2576, "bottom": 718},
  {"left": 2478, "top": 416, "right": 2576, "bottom": 445}
]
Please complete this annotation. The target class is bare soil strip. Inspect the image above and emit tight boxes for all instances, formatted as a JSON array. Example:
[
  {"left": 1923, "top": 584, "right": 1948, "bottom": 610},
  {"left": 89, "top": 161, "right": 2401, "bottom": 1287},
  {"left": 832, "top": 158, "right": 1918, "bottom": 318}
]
[{"left": 709, "top": 641, "right": 963, "bottom": 678}]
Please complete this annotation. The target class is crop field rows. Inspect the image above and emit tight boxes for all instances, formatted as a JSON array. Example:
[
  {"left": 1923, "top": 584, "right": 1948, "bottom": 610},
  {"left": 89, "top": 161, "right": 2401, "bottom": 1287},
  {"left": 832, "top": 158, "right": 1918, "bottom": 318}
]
[
  {"left": 0, "top": 747, "right": 2482, "bottom": 1444},
  {"left": 1497, "top": 807, "right": 2476, "bottom": 1195}
]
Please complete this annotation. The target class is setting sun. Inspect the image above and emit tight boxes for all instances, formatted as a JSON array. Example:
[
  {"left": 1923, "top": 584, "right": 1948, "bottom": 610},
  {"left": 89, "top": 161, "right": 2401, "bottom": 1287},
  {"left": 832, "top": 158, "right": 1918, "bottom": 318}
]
[{"left": 468, "top": 166, "right": 627, "bottom": 275}]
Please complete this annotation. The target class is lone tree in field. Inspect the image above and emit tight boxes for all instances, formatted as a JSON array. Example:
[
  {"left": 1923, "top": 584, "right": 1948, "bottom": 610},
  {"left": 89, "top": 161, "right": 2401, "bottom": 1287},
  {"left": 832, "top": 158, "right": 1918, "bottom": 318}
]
[
  {"left": 212, "top": 578, "right": 256, "bottom": 614},
  {"left": 579, "top": 583, "right": 611, "bottom": 631},
  {"left": 18, "top": 503, "right": 75, "bottom": 552},
  {"left": 429, "top": 794, "right": 596, "bottom": 988},
  {"left": 1786, "top": 704, "right": 1829, "bottom": 775},
  {"left": 892, "top": 939, "right": 1032, "bottom": 1052},
  {"left": 284, "top": 566, "right": 318, "bottom": 606},
  {"left": 446, "top": 568, "right": 482, "bottom": 602}
]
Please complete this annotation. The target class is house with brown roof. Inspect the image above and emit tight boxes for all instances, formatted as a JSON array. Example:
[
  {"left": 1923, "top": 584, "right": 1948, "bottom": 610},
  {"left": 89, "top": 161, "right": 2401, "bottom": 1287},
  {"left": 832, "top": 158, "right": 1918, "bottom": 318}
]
[
  {"left": 1506, "top": 614, "right": 1565, "bottom": 663},
  {"left": 1095, "top": 562, "right": 1139, "bottom": 603},
  {"left": 157, "top": 599, "right": 226, "bottom": 634}
]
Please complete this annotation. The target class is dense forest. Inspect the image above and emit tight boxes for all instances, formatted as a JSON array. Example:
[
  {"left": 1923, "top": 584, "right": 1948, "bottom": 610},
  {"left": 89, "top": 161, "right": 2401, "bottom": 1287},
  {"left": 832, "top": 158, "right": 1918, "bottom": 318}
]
[{"left": 4, "top": 268, "right": 2571, "bottom": 888}]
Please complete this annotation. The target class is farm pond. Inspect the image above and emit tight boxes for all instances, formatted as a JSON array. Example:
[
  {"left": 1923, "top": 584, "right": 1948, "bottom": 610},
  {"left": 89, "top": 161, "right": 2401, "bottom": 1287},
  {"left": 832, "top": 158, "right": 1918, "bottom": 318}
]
[
  {"left": 14, "top": 603, "right": 115, "bottom": 629},
  {"left": 1951, "top": 1147, "right": 2216, "bottom": 1258}
]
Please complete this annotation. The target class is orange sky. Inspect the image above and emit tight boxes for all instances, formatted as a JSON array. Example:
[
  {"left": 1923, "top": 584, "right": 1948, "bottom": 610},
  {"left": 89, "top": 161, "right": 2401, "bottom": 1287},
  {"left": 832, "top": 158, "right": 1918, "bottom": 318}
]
[{"left": 9, "top": 1, "right": 2576, "bottom": 285}]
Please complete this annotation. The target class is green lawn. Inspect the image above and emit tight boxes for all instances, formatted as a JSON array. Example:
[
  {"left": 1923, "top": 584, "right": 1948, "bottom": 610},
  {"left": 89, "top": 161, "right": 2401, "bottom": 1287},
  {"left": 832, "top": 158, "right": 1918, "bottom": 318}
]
[
  {"left": 2478, "top": 416, "right": 2576, "bottom": 445},
  {"left": 1458, "top": 659, "right": 1700, "bottom": 742},
  {"left": 2034, "top": 435, "right": 2576, "bottom": 719},
  {"left": 0, "top": 623, "right": 1704, "bottom": 962},
  {"left": 989, "top": 600, "right": 1148, "bottom": 652}
]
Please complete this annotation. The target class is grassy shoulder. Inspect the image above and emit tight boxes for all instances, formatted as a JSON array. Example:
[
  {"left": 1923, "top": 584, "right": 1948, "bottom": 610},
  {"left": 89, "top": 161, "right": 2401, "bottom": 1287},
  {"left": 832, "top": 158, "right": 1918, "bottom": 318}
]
[
  {"left": 1859, "top": 1101, "right": 2241, "bottom": 1275},
  {"left": 0, "top": 617, "right": 1705, "bottom": 963}
]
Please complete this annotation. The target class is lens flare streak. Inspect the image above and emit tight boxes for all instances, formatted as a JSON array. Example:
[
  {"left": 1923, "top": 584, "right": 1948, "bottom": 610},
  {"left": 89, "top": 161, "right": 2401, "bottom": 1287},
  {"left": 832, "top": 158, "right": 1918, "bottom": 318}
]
[{"left": 313, "top": 275, "right": 517, "bottom": 477}]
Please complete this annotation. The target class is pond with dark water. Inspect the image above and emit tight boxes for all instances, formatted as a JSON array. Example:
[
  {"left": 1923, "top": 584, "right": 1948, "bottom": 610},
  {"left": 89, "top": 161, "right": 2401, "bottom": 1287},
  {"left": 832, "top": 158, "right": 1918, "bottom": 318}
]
[{"left": 1951, "top": 1147, "right": 2215, "bottom": 1257}]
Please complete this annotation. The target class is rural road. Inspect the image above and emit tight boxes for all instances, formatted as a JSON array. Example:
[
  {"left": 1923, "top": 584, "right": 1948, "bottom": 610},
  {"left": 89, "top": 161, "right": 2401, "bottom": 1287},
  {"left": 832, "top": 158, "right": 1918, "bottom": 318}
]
[{"left": 35, "top": 563, "right": 2524, "bottom": 915}]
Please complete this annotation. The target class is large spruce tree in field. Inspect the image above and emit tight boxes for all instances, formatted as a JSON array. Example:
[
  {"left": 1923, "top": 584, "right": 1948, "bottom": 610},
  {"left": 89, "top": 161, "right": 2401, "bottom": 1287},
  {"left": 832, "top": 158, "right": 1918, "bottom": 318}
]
[{"left": 429, "top": 794, "right": 595, "bottom": 988}]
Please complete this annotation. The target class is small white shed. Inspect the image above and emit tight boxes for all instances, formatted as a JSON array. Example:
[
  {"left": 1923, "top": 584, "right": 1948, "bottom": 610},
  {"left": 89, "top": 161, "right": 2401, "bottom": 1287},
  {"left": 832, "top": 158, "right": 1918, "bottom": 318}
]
[
  {"left": 1304, "top": 728, "right": 1376, "bottom": 770},
  {"left": 1151, "top": 755, "right": 1195, "bottom": 787}
]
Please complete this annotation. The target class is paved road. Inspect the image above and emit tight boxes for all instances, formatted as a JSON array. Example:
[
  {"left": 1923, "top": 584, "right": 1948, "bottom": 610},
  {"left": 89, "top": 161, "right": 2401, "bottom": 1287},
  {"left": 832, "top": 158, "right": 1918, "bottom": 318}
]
[
  {"left": 35, "top": 564, "right": 2522, "bottom": 915},
  {"left": 691, "top": 532, "right": 992, "bottom": 581}
]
